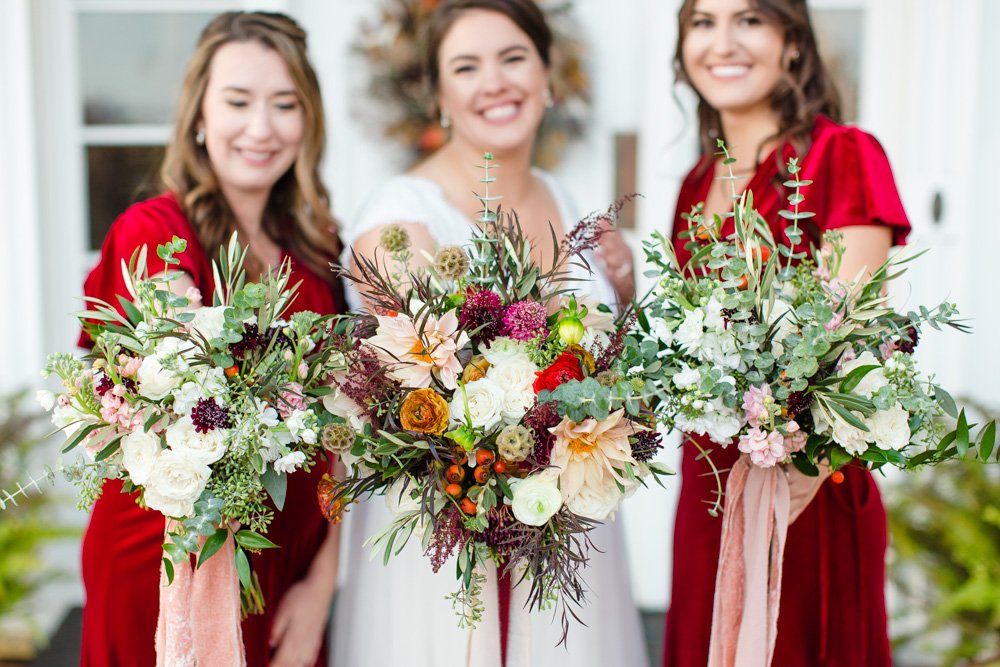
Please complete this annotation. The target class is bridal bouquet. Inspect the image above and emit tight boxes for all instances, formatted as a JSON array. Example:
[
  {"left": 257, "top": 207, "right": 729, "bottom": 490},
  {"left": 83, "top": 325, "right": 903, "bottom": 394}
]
[
  {"left": 33, "top": 236, "right": 342, "bottom": 611},
  {"left": 323, "top": 156, "right": 670, "bottom": 634}
]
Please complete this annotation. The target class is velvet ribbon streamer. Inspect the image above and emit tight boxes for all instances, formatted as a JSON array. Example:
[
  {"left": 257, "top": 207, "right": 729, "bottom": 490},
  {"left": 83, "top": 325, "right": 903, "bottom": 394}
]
[
  {"left": 707, "top": 456, "right": 790, "bottom": 667},
  {"left": 466, "top": 560, "right": 532, "bottom": 667},
  {"left": 155, "top": 524, "right": 246, "bottom": 667}
]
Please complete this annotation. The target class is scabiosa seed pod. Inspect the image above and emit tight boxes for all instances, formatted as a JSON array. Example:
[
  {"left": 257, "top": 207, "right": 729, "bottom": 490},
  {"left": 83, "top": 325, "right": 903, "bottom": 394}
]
[
  {"left": 433, "top": 245, "right": 470, "bottom": 280},
  {"left": 496, "top": 424, "right": 534, "bottom": 463},
  {"left": 596, "top": 370, "right": 622, "bottom": 387},
  {"left": 321, "top": 423, "right": 357, "bottom": 455},
  {"left": 379, "top": 225, "right": 410, "bottom": 253}
]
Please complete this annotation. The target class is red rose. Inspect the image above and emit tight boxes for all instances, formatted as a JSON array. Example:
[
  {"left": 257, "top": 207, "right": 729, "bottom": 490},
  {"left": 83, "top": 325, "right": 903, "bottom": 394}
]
[{"left": 533, "top": 352, "right": 584, "bottom": 394}]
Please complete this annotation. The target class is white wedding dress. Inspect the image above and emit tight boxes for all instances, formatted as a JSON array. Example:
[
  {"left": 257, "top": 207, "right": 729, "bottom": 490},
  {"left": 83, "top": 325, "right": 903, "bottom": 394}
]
[{"left": 331, "top": 172, "right": 648, "bottom": 667}]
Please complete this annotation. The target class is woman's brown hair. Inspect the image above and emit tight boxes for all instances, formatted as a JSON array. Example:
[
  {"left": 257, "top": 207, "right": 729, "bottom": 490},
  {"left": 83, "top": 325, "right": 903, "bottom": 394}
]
[
  {"left": 160, "top": 11, "right": 341, "bottom": 289},
  {"left": 675, "top": 0, "right": 842, "bottom": 161}
]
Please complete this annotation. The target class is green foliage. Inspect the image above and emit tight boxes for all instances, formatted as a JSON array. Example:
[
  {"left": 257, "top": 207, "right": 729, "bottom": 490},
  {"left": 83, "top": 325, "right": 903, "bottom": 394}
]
[
  {"left": 0, "top": 393, "right": 75, "bottom": 622},
  {"left": 888, "top": 400, "right": 1000, "bottom": 666}
]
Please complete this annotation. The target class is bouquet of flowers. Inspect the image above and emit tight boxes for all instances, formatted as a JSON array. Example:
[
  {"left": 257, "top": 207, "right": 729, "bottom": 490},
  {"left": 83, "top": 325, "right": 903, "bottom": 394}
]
[
  {"left": 31, "top": 236, "right": 343, "bottom": 614},
  {"left": 323, "top": 156, "right": 670, "bottom": 635},
  {"left": 638, "top": 151, "right": 995, "bottom": 486},
  {"left": 636, "top": 145, "right": 997, "bottom": 664}
]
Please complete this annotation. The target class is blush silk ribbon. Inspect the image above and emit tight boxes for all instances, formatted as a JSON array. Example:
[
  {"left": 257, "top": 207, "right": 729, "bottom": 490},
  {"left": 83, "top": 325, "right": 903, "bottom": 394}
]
[
  {"left": 707, "top": 456, "right": 790, "bottom": 667},
  {"left": 466, "top": 560, "right": 532, "bottom": 667},
  {"left": 155, "top": 524, "right": 246, "bottom": 667}
]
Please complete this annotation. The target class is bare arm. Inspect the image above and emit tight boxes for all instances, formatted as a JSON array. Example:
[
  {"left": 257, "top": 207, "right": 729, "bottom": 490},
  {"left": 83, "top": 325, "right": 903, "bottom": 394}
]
[
  {"left": 269, "top": 458, "right": 346, "bottom": 667},
  {"left": 349, "top": 222, "right": 440, "bottom": 307},
  {"left": 787, "top": 224, "right": 893, "bottom": 524}
]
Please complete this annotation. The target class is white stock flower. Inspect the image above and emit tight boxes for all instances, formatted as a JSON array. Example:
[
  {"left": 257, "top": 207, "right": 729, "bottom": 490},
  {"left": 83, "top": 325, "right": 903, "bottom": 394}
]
[
  {"left": 511, "top": 473, "right": 563, "bottom": 526},
  {"left": 285, "top": 410, "right": 317, "bottom": 445},
  {"left": 36, "top": 390, "right": 55, "bottom": 412},
  {"left": 273, "top": 451, "right": 306, "bottom": 474},
  {"left": 189, "top": 306, "right": 229, "bottom": 343},
  {"left": 121, "top": 429, "right": 162, "bottom": 486},
  {"left": 143, "top": 449, "right": 211, "bottom": 518},
  {"left": 699, "top": 332, "right": 742, "bottom": 371},
  {"left": 675, "top": 308, "right": 707, "bottom": 356},
  {"left": 450, "top": 378, "right": 505, "bottom": 431},
  {"left": 137, "top": 356, "right": 182, "bottom": 400},
  {"left": 869, "top": 403, "right": 910, "bottom": 451},
  {"left": 52, "top": 402, "right": 89, "bottom": 438},
  {"left": 672, "top": 363, "right": 701, "bottom": 390},
  {"left": 165, "top": 416, "right": 228, "bottom": 465}
]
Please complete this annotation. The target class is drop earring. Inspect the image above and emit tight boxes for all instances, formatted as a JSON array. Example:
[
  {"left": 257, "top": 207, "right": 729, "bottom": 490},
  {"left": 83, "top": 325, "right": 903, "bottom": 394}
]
[
  {"left": 195, "top": 128, "right": 206, "bottom": 145},
  {"left": 440, "top": 110, "right": 451, "bottom": 129},
  {"left": 544, "top": 88, "right": 554, "bottom": 109}
]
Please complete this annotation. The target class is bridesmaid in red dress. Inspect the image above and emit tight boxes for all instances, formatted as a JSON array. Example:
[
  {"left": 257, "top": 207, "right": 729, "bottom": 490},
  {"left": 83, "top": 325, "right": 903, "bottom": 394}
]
[
  {"left": 78, "top": 12, "right": 344, "bottom": 667},
  {"left": 662, "top": 1, "right": 911, "bottom": 666}
]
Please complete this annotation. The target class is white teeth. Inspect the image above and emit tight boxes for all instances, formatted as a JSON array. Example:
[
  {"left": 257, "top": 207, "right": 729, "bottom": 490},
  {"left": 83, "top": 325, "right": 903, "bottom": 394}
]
[
  {"left": 482, "top": 104, "right": 518, "bottom": 121},
  {"left": 241, "top": 150, "right": 272, "bottom": 161},
  {"left": 710, "top": 65, "right": 749, "bottom": 78}
]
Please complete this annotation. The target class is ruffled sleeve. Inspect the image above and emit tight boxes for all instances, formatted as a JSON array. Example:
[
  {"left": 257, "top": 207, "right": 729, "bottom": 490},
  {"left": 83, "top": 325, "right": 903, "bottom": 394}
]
[
  {"left": 79, "top": 193, "right": 211, "bottom": 347},
  {"left": 800, "top": 118, "right": 911, "bottom": 246}
]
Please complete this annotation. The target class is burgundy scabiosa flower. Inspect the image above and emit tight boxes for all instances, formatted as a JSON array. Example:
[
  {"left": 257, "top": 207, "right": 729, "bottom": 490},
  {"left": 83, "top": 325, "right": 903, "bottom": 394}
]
[
  {"left": 458, "top": 288, "right": 504, "bottom": 342},
  {"left": 95, "top": 374, "right": 114, "bottom": 397},
  {"left": 522, "top": 401, "right": 561, "bottom": 465},
  {"left": 190, "top": 397, "right": 232, "bottom": 433},
  {"left": 898, "top": 325, "right": 919, "bottom": 354},
  {"left": 631, "top": 430, "right": 663, "bottom": 463},
  {"left": 502, "top": 300, "right": 549, "bottom": 341},
  {"left": 229, "top": 322, "right": 264, "bottom": 360}
]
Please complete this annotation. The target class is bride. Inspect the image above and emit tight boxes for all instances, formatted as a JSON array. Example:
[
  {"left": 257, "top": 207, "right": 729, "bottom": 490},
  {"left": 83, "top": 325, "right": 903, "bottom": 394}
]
[{"left": 332, "top": 1, "right": 646, "bottom": 665}]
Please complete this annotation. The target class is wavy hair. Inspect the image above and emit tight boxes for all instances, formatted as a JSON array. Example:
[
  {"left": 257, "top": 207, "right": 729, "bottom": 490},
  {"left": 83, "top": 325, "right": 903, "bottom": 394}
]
[
  {"left": 675, "top": 0, "right": 841, "bottom": 163},
  {"left": 160, "top": 11, "right": 341, "bottom": 289}
]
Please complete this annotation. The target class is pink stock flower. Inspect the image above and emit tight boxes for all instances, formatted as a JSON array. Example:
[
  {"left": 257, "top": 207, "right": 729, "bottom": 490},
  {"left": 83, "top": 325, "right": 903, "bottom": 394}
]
[
  {"left": 277, "top": 382, "right": 307, "bottom": 420},
  {"left": 879, "top": 340, "right": 898, "bottom": 360},
  {"left": 100, "top": 390, "right": 135, "bottom": 429},
  {"left": 738, "top": 427, "right": 787, "bottom": 467},
  {"left": 120, "top": 356, "right": 142, "bottom": 378},
  {"left": 783, "top": 420, "right": 807, "bottom": 453},
  {"left": 825, "top": 312, "right": 845, "bottom": 332},
  {"left": 741, "top": 384, "right": 773, "bottom": 428}
]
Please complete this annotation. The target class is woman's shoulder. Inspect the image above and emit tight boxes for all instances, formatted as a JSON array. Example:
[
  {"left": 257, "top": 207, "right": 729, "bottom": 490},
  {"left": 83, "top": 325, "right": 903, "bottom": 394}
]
[
  {"left": 107, "top": 192, "right": 199, "bottom": 248},
  {"left": 806, "top": 115, "right": 893, "bottom": 165},
  {"left": 345, "top": 174, "right": 454, "bottom": 246}
]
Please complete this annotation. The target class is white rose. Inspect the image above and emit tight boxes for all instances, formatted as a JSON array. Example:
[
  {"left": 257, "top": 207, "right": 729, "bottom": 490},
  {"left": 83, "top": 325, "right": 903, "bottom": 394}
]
[
  {"left": 451, "top": 378, "right": 505, "bottom": 431},
  {"left": 766, "top": 299, "right": 797, "bottom": 343},
  {"left": 273, "top": 451, "right": 306, "bottom": 474},
  {"left": 500, "top": 388, "right": 536, "bottom": 425},
  {"left": 831, "top": 415, "right": 870, "bottom": 455},
  {"left": 137, "top": 356, "right": 182, "bottom": 400},
  {"left": 384, "top": 477, "right": 423, "bottom": 517},
  {"left": 486, "top": 358, "right": 539, "bottom": 424},
  {"left": 189, "top": 306, "right": 229, "bottom": 343},
  {"left": 840, "top": 351, "right": 888, "bottom": 397},
  {"left": 121, "top": 429, "right": 162, "bottom": 486},
  {"left": 565, "top": 478, "right": 624, "bottom": 521},
  {"left": 869, "top": 402, "right": 910, "bottom": 451},
  {"left": 511, "top": 474, "right": 563, "bottom": 526},
  {"left": 143, "top": 449, "right": 211, "bottom": 517},
  {"left": 165, "top": 416, "right": 228, "bottom": 465},
  {"left": 480, "top": 337, "right": 528, "bottom": 366}
]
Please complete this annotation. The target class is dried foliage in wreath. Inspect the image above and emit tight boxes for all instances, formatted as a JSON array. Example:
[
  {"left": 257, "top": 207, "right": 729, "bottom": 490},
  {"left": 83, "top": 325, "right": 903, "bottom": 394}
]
[{"left": 354, "top": 0, "right": 591, "bottom": 169}]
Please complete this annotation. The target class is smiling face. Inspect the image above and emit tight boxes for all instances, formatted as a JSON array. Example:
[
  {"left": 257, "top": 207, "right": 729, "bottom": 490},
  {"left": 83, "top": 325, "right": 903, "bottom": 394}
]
[
  {"left": 681, "top": 0, "right": 787, "bottom": 121},
  {"left": 435, "top": 9, "right": 550, "bottom": 156},
  {"left": 198, "top": 40, "right": 304, "bottom": 200}
]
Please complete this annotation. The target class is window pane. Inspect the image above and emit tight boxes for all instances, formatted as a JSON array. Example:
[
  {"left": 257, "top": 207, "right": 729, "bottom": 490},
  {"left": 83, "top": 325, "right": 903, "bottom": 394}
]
[
  {"left": 87, "top": 145, "right": 166, "bottom": 250},
  {"left": 812, "top": 9, "right": 864, "bottom": 122},
  {"left": 78, "top": 12, "right": 216, "bottom": 125}
]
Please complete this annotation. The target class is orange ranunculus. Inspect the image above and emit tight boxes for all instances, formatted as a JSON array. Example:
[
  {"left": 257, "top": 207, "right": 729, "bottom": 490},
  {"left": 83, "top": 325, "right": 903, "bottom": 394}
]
[{"left": 400, "top": 388, "right": 450, "bottom": 435}]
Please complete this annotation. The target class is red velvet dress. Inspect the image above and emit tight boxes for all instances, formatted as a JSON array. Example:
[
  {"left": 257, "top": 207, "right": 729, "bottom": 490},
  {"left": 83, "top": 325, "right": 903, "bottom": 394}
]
[
  {"left": 662, "top": 117, "right": 911, "bottom": 667},
  {"left": 79, "top": 193, "right": 339, "bottom": 667}
]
